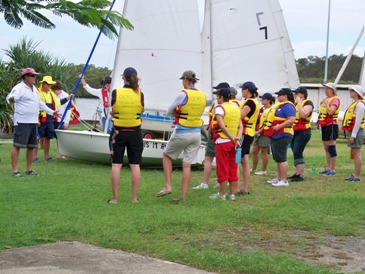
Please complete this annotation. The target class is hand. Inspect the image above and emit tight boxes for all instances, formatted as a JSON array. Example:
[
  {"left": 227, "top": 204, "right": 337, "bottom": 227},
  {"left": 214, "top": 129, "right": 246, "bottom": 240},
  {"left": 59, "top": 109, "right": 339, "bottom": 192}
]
[
  {"left": 8, "top": 97, "right": 15, "bottom": 103},
  {"left": 349, "top": 137, "right": 355, "bottom": 144},
  {"left": 272, "top": 125, "right": 280, "bottom": 131},
  {"left": 295, "top": 95, "right": 302, "bottom": 104},
  {"left": 67, "top": 94, "right": 75, "bottom": 100},
  {"left": 53, "top": 110, "right": 62, "bottom": 118}
]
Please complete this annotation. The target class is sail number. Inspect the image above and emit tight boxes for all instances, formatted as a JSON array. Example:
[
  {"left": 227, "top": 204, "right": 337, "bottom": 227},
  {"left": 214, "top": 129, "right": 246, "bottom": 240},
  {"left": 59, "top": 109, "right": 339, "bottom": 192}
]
[
  {"left": 144, "top": 141, "right": 167, "bottom": 150},
  {"left": 256, "top": 12, "right": 268, "bottom": 40}
]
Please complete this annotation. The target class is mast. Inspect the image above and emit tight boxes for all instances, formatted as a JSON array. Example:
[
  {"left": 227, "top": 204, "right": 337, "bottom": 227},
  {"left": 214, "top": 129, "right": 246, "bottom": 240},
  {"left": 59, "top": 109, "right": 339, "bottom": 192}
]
[{"left": 324, "top": 0, "right": 331, "bottom": 83}]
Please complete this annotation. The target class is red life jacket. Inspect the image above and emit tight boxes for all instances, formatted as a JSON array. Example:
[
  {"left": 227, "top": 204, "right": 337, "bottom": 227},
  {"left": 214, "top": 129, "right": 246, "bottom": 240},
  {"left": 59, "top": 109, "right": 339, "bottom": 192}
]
[{"left": 101, "top": 88, "right": 109, "bottom": 108}]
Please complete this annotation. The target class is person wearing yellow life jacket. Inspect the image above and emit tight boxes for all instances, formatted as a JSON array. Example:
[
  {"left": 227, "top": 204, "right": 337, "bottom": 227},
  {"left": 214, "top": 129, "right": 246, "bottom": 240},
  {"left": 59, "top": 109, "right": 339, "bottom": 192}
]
[
  {"left": 34, "top": 76, "right": 69, "bottom": 163},
  {"left": 318, "top": 82, "right": 340, "bottom": 176},
  {"left": 342, "top": 85, "right": 365, "bottom": 182},
  {"left": 209, "top": 88, "right": 242, "bottom": 201},
  {"left": 229, "top": 86, "right": 242, "bottom": 108},
  {"left": 157, "top": 70, "right": 206, "bottom": 201},
  {"left": 251, "top": 93, "right": 274, "bottom": 176},
  {"left": 236, "top": 81, "right": 260, "bottom": 195},
  {"left": 193, "top": 82, "right": 230, "bottom": 190},
  {"left": 264, "top": 88, "right": 296, "bottom": 187},
  {"left": 108, "top": 67, "right": 144, "bottom": 205},
  {"left": 288, "top": 87, "right": 314, "bottom": 182}
]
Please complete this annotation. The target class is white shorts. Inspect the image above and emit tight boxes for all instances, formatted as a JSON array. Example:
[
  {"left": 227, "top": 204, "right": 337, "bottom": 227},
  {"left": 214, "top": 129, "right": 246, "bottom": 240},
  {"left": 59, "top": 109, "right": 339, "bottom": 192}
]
[{"left": 164, "top": 131, "right": 201, "bottom": 164}]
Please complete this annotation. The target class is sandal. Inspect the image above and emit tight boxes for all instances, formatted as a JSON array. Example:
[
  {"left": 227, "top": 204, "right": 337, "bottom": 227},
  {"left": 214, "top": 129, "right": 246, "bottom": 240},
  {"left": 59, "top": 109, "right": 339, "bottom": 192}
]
[
  {"left": 11, "top": 171, "right": 22, "bottom": 177},
  {"left": 236, "top": 190, "right": 250, "bottom": 196},
  {"left": 156, "top": 189, "right": 172, "bottom": 197},
  {"left": 107, "top": 199, "right": 117, "bottom": 205}
]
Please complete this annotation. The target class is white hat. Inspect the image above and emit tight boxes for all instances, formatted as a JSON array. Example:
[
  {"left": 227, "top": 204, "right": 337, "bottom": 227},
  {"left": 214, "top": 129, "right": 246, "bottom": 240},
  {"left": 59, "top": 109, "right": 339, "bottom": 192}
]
[
  {"left": 349, "top": 85, "right": 364, "bottom": 100},
  {"left": 322, "top": 82, "right": 336, "bottom": 91}
]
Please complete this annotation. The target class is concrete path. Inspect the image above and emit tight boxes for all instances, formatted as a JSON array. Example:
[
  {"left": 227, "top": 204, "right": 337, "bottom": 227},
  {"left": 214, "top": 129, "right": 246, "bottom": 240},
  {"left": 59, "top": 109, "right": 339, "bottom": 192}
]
[{"left": 0, "top": 241, "right": 213, "bottom": 274}]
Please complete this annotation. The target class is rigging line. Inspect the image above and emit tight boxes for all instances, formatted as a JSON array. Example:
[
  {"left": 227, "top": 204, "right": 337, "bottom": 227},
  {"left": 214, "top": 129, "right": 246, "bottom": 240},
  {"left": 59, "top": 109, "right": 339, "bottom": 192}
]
[{"left": 58, "top": 0, "right": 117, "bottom": 128}]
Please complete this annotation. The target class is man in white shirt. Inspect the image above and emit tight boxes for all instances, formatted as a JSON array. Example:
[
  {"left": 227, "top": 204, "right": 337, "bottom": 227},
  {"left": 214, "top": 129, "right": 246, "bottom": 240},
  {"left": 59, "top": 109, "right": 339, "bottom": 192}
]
[{"left": 6, "top": 68, "right": 59, "bottom": 177}]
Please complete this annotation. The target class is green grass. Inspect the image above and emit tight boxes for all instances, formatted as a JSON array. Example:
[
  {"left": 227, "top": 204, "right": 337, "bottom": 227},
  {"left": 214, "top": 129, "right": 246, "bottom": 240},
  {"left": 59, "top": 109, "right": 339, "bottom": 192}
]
[{"left": 1, "top": 130, "right": 364, "bottom": 273}]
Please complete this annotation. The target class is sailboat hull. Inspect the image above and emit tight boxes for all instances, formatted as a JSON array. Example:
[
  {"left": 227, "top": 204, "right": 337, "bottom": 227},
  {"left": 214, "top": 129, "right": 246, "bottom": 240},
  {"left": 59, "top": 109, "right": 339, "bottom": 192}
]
[{"left": 55, "top": 130, "right": 205, "bottom": 167}]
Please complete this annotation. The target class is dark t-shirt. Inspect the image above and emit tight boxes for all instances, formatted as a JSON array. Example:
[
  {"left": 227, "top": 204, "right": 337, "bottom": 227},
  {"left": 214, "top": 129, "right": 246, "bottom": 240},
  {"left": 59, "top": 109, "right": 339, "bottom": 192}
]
[{"left": 243, "top": 99, "right": 257, "bottom": 118}]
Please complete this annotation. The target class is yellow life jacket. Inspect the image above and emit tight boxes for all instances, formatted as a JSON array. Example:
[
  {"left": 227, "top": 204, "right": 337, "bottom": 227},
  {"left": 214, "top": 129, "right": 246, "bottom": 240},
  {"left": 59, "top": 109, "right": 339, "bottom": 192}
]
[
  {"left": 318, "top": 96, "right": 340, "bottom": 126},
  {"left": 293, "top": 99, "right": 313, "bottom": 131},
  {"left": 262, "top": 101, "right": 295, "bottom": 137},
  {"left": 174, "top": 89, "right": 206, "bottom": 128},
  {"left": 212, "top": 102, "right": 241, "bottom": 140},
  {"left": 259, "top": 107, "right": 270, "bottom": 128},
  {"left": 229, "top": 99, "right": 242, "bottom": 108},
  {"left": 38, "top": 89, "right": 60, "bottom": 123},
  {"left": 342, "top": 100, "right": 365, "bottom": 131},
  {"left": 241, "top": 98, "right": 260, "bottom": 137},
  {"left": 112, "top": 87, "right": 143, "bottom": 128}
]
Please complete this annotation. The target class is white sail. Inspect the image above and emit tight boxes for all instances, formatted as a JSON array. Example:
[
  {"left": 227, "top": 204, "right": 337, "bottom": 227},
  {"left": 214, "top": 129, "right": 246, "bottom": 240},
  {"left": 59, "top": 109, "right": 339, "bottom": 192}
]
[
  {"left": 204, "top": 0, "right": 300, "bottom": 93},
  {"left": 111, "top": 0, "right": 204, "bottom": 112}
]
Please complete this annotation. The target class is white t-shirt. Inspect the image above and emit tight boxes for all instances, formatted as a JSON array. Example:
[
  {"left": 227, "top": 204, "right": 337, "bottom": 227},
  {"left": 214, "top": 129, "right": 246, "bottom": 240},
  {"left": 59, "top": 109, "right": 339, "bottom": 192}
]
[
  {"left": 6, "top": 81, "right": 54, "bottom": 125},
  {"left": 55, "top": 90, "right": 71, "bottom": 124}
]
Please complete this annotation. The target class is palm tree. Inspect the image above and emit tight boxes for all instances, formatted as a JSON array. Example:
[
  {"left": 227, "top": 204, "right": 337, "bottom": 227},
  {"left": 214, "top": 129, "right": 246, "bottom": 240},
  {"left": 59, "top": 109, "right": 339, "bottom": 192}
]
[{"left": 0, "top": 0, "right": 133, "bottom": 39}]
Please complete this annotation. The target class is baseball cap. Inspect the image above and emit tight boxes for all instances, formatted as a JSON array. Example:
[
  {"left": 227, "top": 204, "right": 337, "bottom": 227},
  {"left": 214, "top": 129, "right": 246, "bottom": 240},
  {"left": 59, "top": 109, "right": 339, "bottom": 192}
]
[
  {"left": 229, "top": 87, "right": 238, "bottom": 96},
  {"left": 349, "top": 85, "right": 364, "bottom": 100},
  {"left": 122, "top": 67, "right": 138, "bottom": 78},
  {"left": 39, "top": 75, "right": 56, "bottom": 85},
  {"left": 212, "top": 82, "right": 230, "bottom": 89},
  {"left": 212, "top": 88, "right": 231, "bottom": 98},
  {"left": 259, "top": 93, "right": 273, "bottom": 100},
  {"left": 275, "top": 88, "right": 293, "bottom": 96},
  {"left": 20, "top": 67, "right": 39, "bottom": 78},
  {"left": 239, "top": 81, "right": 257, "bottom": 91},
  {"left": 179, "top": 70, "right": 199, "bottom": 81},
  {"left": 294, "top": 87, "right": 308, "bottom": 96},
  {"left": 104, "top": 76, "right": 112, "bottom": 84}
]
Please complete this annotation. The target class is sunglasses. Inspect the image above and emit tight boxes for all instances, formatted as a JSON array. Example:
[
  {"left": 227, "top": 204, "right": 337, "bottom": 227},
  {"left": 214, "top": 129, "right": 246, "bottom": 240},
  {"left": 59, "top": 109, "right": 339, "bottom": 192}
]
[{"left": 26, "top": 74, "right": 36, "bottom": 78}]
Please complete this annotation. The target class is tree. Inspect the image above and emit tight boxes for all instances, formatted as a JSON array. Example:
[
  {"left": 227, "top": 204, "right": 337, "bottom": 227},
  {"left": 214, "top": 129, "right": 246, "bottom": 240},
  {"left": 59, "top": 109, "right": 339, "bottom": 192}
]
[{"left": 0, "top": 0, "right": 133, "bottom": 39}]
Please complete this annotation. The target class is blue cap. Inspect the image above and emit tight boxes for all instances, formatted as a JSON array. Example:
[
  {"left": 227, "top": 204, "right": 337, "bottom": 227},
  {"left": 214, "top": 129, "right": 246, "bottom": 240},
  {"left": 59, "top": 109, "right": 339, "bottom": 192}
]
[
  {"left": 259, "top": 93, "right": 273, "bottom": 100},
  {"left": 239, "top": 81, "right": 256, "bottom": 91},
  {"left": 122, "top": 67, "right": 138, "bottom": 78},
  {"left": 213, "top": 82, "right": 230, "bottom": 89},
  {"left": 213, "top": 88, "right": 231, "bottom": 98},
  {"left": 275, "top": 88, "right": 293, "bottom": 96}
]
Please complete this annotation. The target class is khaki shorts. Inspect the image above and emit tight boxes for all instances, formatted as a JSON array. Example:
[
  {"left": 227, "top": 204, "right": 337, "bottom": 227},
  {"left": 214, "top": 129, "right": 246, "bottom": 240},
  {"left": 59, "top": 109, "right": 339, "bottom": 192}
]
[
  {"left": 252, "top": 135, "right": 271, "bottom": 148},
  {"left": 164, "top": 131, "right": 201, "bottom": 164},
  {"left": 205, "top": 137, "right": 215, "bottom": 157},
  {"left": 347, "top": 130, "right": 365, "bottom": 148}
]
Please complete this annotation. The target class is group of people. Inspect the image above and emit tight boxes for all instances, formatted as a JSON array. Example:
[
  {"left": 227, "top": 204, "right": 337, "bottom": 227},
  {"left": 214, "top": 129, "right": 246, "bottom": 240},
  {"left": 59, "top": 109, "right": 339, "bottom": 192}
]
[{"left": 7, "top": 67, "right": 365, "bottom": 204}]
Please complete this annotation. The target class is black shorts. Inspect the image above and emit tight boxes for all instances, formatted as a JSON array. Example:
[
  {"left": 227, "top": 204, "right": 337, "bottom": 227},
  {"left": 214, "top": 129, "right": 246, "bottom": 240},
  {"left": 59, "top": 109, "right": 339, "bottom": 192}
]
[
  {"left": 109, "top": 127, "right": 144, "bottom": 164},
  {"left": 241, "top": 135, "right": 254, "bottom": 156},
  {"left": 321, "top": 124, "right": 338, "bottom": 141},
  {"left": 13, "top": 123, "right": 38, "bottom": 149},
  {"left": 38, "top": 122, "right": 55, "bottom": 139},
  {"left": 271, "top": 137, "right": 291, "bottom": 163}
]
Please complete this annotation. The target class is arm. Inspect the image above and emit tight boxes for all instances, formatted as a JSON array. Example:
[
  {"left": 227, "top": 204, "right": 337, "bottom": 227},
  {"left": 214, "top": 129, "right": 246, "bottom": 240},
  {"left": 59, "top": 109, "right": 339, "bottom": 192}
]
[
  {"left": 324, "top": 98, "right": 339, "bottom": 115},
  {"left": 167, "top": 93, "right": 186, "bottom": 115},
  {"left": 216, "top": 114, "right": 239, "bottom": 143},
  {"left": 273, "top": 116, "right": 296, "bottom": 131},
  {"left": 350, "top": 103, "right": 365, "bottom": 140},
  {"left": 241, "top": 105, "right": 251, "bottom": 119},
  {"left": 295, "top": 97, "right": 313, "bottom": 118}
]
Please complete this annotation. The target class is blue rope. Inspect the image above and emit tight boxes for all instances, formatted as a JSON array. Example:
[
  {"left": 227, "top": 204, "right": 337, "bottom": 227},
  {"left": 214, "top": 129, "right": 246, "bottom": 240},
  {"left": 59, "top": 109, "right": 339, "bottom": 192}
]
[{"left": 59, "top": 0, "right": 117, "bottom": 128}]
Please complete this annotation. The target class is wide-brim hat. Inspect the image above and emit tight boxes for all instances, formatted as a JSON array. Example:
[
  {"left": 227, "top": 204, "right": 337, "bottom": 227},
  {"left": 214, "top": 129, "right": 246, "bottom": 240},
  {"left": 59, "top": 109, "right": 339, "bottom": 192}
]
[
  {"left": 39, "top": 75, "right": 56, "bottom": 85},
  {"left": 322, "top": 82, "right": 337, "bottom": 95},
  {"left": 179, "top": 70, "right": 199, "bottom": 81},
  {"left": 349, "top": 85, "right": 364, "bottom": 100}
]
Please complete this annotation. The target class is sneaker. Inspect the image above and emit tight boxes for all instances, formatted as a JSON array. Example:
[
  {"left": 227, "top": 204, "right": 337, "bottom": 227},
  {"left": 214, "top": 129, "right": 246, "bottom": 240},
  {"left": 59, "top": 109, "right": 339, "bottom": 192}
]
[
  {"left": 345, "top": 176, "right": 361, "bottom": 182},
  {"left": 192, "top": 183, "right": 209, "bottom": 190},
  {"left": 254, "top": 170, "right": 267, "bottom": 175},
  {"left": 25, "top": 170, "right": 39, "bottom": 176},
  {"left": 267, "top": 178, "right": 278, "bottom": 184},
  {"left": 289, "top": 174, "right": 304, "bottom": 181},
  {"left": 319, "top": 169, "right": 329, "bottom": 175},
  {"left": 214, "top": 181, "right": 220, "bottom": 188},
  {"left": 225, "top": 192, "right": 236, "bottom": 201},
  {"left": 209, "top": 192, "right": 226, "bottom": 200},
  {"left": 272, "top": 180, "right": 289, "bottom": 187},
  {"left": 250, "top": 168, "right": 257, "bottom": 173},
  {"left": 32, "top": 158, "right": 40, "bottom": 163},
  {"left": 287, "top": 173, "right": 297, "bottom": 179},
  {"left": 323, "top": 171, "right": 336, "bottom": 176},
  {"left": 11, "top": 171, "right": 22, "bottom": 177}
]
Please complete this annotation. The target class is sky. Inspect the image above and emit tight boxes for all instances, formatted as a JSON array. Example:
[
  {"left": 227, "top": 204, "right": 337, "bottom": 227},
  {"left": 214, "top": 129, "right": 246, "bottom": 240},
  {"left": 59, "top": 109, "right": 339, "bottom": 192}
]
[{"left": 1, "top": 0, "right": 365, "bottom": 69}]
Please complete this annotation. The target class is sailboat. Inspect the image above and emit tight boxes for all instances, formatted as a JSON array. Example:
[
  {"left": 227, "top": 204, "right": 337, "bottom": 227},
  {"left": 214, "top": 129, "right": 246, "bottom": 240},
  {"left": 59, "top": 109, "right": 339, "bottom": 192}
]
[{"left": 56, "top": 0, "right": 299, "bottom": 165}]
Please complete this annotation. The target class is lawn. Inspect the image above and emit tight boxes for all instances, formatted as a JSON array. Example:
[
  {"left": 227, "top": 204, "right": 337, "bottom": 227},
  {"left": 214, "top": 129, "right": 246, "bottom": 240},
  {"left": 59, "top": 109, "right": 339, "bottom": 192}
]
[{"left": 1, "top": 129, "right": 364, "bottom": 273}]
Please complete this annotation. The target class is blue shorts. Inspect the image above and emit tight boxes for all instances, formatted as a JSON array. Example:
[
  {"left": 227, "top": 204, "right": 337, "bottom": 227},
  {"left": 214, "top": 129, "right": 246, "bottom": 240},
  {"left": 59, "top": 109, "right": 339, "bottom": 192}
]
[{"left": 38, "top": 122, "right": 55, "bottom": 139}]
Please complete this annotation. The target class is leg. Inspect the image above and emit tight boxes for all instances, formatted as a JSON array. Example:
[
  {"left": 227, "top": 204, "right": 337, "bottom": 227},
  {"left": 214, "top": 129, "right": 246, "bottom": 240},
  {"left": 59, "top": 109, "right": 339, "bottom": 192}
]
[
  {"left": 240, "top": 154, "right": 250, "bottom": 193},
  {"left": 202, "top": 156, "right": 213, "bottom": 183},
  {"left": 278, "top": 161, "right": 288, "bottom": 181},
  {"left": 11, "top": 146, "right": 20, "bottom": 172},
  {"left": 219, "top": 180, "right": 228, "bottom": 196},
  {"left": 43, "top": 137, "right": 50, "bottom": 160},
  {"left": 110, "top": 163, "right": 122, "bottom": 201},
  {"left": 251, "top": 145, "right": 259, "bottom": 171},
  {"left": 130, "top": 164, "right": 140, "bottom": 203},
  {"left": 181, "top": 162, "right": 192, "bottom": 200},
  {"left": 162, "top": 153, "right": 173, "bottom": 192},
  {"left": 26, "top": 148, "right": 34, "bottom": 171},
  {"left": 352, "top": 148, "right": 362, "bottom": 178},
  {"left": 325, "top": 140, "right": 337, "bottom": 171},
  {"left": 261, "top": 147, "right": 269, "bottom": 172},
  {"left": 322, "top": 141, "right": 330, "bottom": 169}
]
